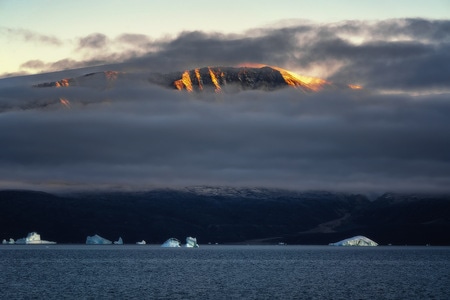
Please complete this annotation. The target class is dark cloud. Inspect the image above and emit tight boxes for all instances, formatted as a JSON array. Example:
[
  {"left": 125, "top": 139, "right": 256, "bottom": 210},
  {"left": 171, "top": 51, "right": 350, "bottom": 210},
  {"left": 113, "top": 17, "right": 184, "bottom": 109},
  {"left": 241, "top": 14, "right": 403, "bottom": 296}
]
[
  {"left": 0, "top": 27, "right": 63, "bottom": 45},
  {"left": 12, "top": 18, "right": 449, "bottom": 92},
  {"left": 20, "top": 60, "right": 47, "bottom": 70},
  {"left": 121, "top": 28, "right": 304, "bottom": 72},
  {"left": 374, "top": 19, "right": 450, "bottom": 42},
  {"left": 116, "top": 33, "right": 153, "bottom": 48},
  {"left": 49, "top": 58, "right": 106, "bottom": 71},
  {"left": 19, "top": 58, "right": 109, "bottom": 73},
  {"left": 78, "top": 33, "right": 108, "bottom": 49},
  {"left": 332, "top": 45, "right": 450, "bottom": 90},
  {"left": 103, "top": 19, "right": 450, "bottom": 91}
]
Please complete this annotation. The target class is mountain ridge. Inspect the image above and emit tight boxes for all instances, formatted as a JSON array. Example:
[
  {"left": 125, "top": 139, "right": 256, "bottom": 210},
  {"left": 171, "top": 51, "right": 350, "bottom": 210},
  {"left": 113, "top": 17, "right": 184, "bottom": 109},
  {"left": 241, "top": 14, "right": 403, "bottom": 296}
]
[{"left": 32, "top": 65, "right": 360, "bottom": 93}]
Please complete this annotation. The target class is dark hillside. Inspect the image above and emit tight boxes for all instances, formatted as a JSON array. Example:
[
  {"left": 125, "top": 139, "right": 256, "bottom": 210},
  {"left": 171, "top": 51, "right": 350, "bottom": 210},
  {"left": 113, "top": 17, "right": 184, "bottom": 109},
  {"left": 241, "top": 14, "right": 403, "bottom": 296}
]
[{"left": 1, "top": 189, "right": 449, "bottom": 245}]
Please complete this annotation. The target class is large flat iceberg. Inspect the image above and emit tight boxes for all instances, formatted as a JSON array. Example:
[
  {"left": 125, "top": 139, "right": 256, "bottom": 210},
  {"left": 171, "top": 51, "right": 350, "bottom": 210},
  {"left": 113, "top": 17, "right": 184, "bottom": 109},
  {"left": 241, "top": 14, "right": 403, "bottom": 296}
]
[
  {"left": 86, "top": 234, "right": 112, "bottom": 245},
  {"left": 329, "top": 235, "right": 378, "bottom": 246},
  {"left": 14, "top": 232, "right": 56, "bottom": 245}
]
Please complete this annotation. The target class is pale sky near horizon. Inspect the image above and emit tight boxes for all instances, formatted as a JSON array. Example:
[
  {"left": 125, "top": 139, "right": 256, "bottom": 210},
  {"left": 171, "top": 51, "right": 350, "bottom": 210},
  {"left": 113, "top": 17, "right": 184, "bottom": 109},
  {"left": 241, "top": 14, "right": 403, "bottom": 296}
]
[{"left": 1, "top": 0, "right": 449, "bottom": 76}]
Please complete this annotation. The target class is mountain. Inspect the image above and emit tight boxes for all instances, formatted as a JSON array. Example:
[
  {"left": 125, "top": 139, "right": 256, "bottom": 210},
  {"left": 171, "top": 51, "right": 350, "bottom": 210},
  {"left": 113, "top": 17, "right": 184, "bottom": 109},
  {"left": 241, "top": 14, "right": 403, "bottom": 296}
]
[
  {"left": 1, "top": 188, "right": 449, "bottom": 245},
  {"left": 32, "top": 65, "right": 360, "bottom": 93}
]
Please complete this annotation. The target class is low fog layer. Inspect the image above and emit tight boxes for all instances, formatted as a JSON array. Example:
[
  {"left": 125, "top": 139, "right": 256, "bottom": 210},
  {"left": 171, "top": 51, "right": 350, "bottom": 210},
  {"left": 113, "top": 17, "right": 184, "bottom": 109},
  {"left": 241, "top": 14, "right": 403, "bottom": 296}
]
[{"left": 1, "top": 82, "right": 449, "bottom": 192}]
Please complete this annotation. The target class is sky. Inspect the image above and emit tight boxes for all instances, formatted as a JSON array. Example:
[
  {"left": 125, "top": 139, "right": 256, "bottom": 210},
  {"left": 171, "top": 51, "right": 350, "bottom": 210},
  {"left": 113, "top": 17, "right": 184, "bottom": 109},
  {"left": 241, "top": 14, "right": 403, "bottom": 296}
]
[
  {"left": 1, "top": 0, "right": 450, "bottom": 76},
  {"left": 1, "top": 0, "right": 450, "bottom": 193}
]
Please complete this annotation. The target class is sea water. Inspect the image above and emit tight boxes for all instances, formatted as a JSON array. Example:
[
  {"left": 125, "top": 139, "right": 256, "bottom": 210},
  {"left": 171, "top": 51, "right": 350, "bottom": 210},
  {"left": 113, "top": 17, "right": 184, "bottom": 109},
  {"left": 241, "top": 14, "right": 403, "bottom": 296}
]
[{"left": 0, "top": 245, "right": 449, "bottom": 299}]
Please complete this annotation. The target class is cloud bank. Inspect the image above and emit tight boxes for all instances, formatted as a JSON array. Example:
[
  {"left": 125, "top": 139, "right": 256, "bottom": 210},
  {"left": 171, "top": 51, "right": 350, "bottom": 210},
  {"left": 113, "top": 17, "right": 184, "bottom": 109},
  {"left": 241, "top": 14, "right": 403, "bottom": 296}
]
[
  {"left": 1, "top": 18, "right": 450, "bottom": 192},
  {"left": 10, "top": 18, "right": 450, "bottom": 92}
]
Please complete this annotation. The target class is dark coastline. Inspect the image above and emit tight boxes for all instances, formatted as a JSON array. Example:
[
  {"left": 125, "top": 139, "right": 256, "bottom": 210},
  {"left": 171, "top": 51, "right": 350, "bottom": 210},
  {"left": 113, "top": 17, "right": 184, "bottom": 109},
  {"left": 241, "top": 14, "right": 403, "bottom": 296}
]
[{"left": 1, "top": 188, "right": 449, "bottom": 245}]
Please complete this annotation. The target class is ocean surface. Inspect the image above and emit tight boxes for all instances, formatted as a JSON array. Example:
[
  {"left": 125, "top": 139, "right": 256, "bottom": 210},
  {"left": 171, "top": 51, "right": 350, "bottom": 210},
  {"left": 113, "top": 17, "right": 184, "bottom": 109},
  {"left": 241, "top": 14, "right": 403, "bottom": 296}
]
[{"left": 0, "top": 245, "right": 449, "bottom": 299}]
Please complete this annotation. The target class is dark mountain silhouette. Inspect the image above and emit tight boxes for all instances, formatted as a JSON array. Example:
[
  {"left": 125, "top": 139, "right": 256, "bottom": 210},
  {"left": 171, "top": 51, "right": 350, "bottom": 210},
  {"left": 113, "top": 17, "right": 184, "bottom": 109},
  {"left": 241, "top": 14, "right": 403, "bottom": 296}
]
[{"left": 1, "top": 188, "right": 449, "bottom": 245}]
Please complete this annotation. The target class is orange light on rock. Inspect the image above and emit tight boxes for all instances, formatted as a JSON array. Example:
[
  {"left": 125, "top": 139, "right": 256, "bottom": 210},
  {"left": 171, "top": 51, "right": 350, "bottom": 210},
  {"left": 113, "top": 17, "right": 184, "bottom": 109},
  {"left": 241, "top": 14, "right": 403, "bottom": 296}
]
[
  {"left": 270, "top": 66, "right": 328, "bottom": 91},
  {"left": 208, "top": 67, "right": 221, "bottom": 93},
  {"left": 348, "top": 84, "right": 363, "bottom": 90},
  {"left": 237, "top": 63, "right": 329, "bottom": 92},
  {"left": 174, "top": 70, "right": 193, "bottom": 92},
  {"left": 59, "top": 97, "right": 71, "bottom": 108},
  {"left": 104, "top": 71, "right": 119, "bottom": 81},
  {"left": 55, "top": 79, "right": 70, "bottom": 87},
  {"left": 194, "top": 68, "right": 203, "bottom": 90}
]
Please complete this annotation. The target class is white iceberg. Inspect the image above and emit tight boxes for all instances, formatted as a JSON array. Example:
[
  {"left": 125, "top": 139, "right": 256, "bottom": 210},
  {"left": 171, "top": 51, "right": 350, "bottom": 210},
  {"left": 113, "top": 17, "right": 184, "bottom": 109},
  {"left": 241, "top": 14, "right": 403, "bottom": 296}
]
[
  {"left": 136, "top": 240, "right": 146, "bottom": 245},
  {"left": 14, "top": 232, "right": 56, "bottom": 245},
  {"left": 329, "top": 235, "right": 378, "bottom": 246},
  {"left": 2, "top": 238, "right": 15, "bottom": 244},
  {"left": 15, "top": 232, "right": 56, "bottom": 245},
  {"left": 185, "top": 236, "right": 199, "bottom": 248},
  {"left": 86, "top": 234, "right": 112, "bottom": 245},
  {"left": 114, "top": 237, "right": 123, "bottom": 245},
  {"left": 161, "top": 238, "right": 181, "bottom": 247}
]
